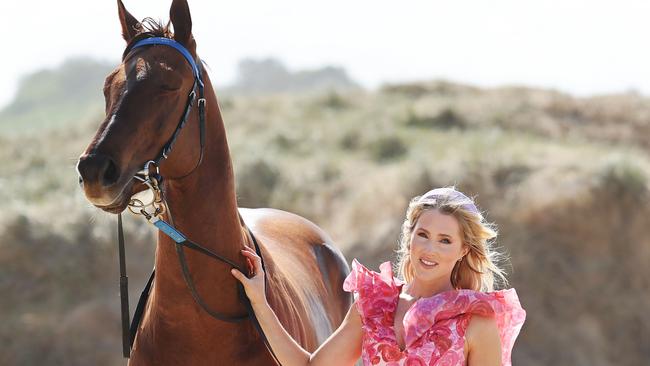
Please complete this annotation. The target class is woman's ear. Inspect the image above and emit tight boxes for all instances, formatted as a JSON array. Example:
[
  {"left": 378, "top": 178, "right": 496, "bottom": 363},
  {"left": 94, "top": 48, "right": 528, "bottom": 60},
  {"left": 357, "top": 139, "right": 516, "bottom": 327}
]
[{"left": 462, "top": 245, "right": 470, "bottom": 258}]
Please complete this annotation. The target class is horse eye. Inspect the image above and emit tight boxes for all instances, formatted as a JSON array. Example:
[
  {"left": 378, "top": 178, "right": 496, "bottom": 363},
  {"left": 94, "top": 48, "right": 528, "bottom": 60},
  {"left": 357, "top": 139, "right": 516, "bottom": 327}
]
[
  {"left": 160, "top": 84, "right": 181, "bottom": 92},
  {"left": 158, "top": 76, "right": 182, "bottom": 92}
]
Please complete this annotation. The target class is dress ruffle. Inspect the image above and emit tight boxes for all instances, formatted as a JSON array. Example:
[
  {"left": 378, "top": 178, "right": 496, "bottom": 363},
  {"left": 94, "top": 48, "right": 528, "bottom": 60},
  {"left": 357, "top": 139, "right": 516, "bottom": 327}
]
[
  {"left": 343, "top": 259, "right": 404, "bottom": 320},
  {"left": 404, "top": 288, "right": 526, "bottom": 365},
  {"left": 343, "top": 258, "right": 526, "bottom": 366}
]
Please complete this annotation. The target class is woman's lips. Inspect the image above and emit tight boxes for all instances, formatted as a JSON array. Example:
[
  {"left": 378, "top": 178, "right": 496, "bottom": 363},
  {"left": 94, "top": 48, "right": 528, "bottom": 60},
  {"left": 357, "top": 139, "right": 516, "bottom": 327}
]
[{"left": 419, "top": 258, "right": 438, "bottom": 268}]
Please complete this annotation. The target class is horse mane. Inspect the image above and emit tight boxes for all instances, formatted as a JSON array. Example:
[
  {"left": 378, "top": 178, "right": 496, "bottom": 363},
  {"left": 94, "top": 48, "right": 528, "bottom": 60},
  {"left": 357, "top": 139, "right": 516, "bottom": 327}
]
[
  {"left": 122, "top": 17, "right": 173, "bottom": 59},
  {"left": 138, "top": 17, "right": 173, "bottom": 38}
]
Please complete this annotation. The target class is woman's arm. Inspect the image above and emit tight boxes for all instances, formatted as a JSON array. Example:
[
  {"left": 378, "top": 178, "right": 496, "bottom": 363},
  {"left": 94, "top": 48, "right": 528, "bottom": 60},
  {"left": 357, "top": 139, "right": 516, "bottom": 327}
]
[
  {"left": 231, "top": 247, "right": 362, "bottom": 366},
  {"left": 465, "top": 315, "right": 502, "bottom": 366}
]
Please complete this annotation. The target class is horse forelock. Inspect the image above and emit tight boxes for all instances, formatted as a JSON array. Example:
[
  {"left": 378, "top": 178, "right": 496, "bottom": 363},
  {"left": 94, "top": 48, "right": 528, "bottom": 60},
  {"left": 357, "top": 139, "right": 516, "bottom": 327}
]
[{"left": 121, "top": 17, "right": 173, "bottom": 60}]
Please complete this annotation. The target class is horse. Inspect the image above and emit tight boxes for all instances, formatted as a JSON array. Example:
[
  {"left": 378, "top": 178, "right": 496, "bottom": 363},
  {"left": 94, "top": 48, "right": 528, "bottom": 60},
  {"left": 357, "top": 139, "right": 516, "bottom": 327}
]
[{"left": 75, "top": 0, "right": 352, "bottom": 364}]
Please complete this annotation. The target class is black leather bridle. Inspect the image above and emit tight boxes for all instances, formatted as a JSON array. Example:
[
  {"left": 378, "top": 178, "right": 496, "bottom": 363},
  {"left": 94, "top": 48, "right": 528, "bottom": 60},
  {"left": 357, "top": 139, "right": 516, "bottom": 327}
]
[{"left": 114, "top": 35, "right": 281, "bottom": 365}]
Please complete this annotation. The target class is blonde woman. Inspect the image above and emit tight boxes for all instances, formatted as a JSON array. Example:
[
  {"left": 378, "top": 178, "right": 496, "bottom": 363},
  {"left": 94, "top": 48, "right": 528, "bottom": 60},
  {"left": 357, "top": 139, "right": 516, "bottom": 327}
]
[{"left": 232, "top": 187, "right": 526, "bottom": 365}]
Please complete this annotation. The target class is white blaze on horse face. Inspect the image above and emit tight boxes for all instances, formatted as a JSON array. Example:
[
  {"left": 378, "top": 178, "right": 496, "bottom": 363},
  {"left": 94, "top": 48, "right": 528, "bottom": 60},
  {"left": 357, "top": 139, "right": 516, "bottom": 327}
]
[
  {"left": 136, "top": 58, "right": 150, "bottom": 81},
  {"left": 96, "top": 114, "right": 116, "bottom": 146},
  {"left": 158, "top": 61, "right": 174, "bottom": 72}
]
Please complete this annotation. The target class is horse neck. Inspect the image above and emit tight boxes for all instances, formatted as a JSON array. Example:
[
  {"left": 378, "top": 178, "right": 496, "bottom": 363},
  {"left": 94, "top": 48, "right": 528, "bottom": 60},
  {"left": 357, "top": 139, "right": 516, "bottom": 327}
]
[{"left": 153, "top": 72, "right": 247, "bottom": 317}]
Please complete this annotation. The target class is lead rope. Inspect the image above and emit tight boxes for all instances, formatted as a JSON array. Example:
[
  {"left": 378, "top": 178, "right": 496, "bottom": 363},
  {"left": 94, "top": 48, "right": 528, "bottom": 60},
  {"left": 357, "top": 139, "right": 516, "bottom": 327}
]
[
  {"left": 165, "top": 202, "right": 283, "bottom": 365},
  {"left": 117, "top": 213, "right": 131, "bottom": 358},
  {"left": 164, "top": 202, "right": 249, "bottom": 323},
  {"left": 117, "top": 209, "right": 283, "bottom": 365}
]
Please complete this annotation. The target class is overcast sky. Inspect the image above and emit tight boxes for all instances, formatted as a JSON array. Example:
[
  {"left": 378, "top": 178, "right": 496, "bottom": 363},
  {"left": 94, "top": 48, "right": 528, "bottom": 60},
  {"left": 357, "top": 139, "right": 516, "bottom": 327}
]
[{"left": 1, "top": 0, "right": 649, "bottom": 108}]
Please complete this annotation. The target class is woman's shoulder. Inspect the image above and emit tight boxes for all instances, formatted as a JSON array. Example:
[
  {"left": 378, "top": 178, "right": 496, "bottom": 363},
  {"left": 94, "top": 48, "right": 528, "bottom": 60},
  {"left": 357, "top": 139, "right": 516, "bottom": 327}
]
[
  {"left": 463, "top": 314, "right": 502, "bottom": 364},
  {"left": 465, "top": 313, "right": 500, "bottom": 342},
  {"left": 456, "top": 288, "right": 526, "bottom": 365}
]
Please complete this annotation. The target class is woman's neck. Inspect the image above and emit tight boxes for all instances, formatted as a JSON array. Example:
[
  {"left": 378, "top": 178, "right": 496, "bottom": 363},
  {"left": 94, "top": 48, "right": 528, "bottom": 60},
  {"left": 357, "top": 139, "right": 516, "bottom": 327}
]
[{"left": 403, "top": 278, "right": 455, "bottom": 300}]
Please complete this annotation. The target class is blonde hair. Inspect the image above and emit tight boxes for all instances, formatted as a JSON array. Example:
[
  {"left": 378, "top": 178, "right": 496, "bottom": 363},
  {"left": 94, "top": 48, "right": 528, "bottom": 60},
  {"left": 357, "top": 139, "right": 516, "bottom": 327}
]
[{"left": 395, "top": 186, "right": 508, "bottom": 291}]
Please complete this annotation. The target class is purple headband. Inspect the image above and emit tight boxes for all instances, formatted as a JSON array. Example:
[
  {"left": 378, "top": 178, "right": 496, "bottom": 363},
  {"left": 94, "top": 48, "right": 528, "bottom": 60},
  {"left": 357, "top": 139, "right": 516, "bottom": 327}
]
[{"left": 418, "top": 187, "right": 480, "bottom": 215}]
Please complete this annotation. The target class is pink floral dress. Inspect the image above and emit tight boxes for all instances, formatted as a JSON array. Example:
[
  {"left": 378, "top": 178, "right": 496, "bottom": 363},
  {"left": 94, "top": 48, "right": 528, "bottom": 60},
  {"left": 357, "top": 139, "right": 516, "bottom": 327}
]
[{"left": 343, "top": 259, "right": 526, "bottom": 366}]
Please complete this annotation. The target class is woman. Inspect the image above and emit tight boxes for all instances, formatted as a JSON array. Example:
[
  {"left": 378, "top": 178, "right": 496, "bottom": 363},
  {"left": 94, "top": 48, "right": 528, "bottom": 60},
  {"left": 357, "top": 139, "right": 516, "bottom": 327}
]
[{"left": 231, "top": 187, "right": 526, "bottom": 365}]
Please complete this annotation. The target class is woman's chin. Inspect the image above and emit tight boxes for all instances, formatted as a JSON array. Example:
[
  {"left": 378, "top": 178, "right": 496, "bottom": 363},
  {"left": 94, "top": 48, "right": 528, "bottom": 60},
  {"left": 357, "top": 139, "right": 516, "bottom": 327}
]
[
  {"left": 412, "top": 270, "right": 438, "bottom": 283},
  {"left": 412, "top": 266, "right": 450, "bottom": 284}
]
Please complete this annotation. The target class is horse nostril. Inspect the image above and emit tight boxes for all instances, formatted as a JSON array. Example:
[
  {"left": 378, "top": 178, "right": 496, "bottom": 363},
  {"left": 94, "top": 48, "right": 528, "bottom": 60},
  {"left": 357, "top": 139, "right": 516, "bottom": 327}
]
[
  {"left": 77, "top": 153, "right": 121, "bottom": 188},
  {"left": 101, "top": 158, "right": 120, "bottom": 186}
]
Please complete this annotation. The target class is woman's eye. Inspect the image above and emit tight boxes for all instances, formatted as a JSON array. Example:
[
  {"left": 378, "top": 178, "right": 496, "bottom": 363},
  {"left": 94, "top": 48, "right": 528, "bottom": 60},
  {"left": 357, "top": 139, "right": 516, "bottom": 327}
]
[
  {"left": 441, "top": 238, "right": 451, "bottom": 244},
  {"left": 418, "top": 232, "right": 428, "bottom": 238}
]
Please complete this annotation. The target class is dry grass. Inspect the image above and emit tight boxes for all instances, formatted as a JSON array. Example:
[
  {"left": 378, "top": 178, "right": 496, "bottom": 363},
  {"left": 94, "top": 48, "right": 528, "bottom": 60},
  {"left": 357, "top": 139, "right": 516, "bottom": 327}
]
[{"left": 2, "top": 81, "right": 650, "bottom": 365}]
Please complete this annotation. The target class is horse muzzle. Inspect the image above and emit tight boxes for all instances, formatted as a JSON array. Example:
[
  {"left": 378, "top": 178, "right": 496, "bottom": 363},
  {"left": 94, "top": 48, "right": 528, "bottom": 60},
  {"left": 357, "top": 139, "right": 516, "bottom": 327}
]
[{"left": 77, "top": 153, "right": 132, "bottom": 210}]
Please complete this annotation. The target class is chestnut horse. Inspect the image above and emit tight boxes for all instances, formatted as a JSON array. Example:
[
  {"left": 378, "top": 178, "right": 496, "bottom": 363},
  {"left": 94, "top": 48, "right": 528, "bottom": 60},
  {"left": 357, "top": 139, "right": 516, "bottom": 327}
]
[{"left": 76, "top": 0, "right": 352, "bottom": 364}]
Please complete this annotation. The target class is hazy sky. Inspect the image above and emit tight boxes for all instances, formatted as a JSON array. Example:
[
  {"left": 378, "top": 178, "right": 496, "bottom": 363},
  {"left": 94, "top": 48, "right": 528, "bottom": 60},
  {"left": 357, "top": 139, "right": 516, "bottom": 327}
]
[{"left": 1, "top": 0, "right": 649, "bottom": 108}]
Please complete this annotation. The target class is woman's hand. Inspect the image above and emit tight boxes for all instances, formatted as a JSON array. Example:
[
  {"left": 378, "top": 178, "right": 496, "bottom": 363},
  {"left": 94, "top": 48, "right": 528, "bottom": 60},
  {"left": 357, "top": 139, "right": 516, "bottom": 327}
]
[
  {"left": 233, "top": 246, "right": 363, "bottom": 366},
  {"left": 230, "top": 246, "right": 268, "bottom": 306}
]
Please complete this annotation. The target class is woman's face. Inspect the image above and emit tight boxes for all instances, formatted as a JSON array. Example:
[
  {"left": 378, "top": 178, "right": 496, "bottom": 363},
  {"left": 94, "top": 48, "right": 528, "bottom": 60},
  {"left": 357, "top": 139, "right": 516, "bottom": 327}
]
[{"left": 409, "top": 209, "right": 468, "bottom": 285}]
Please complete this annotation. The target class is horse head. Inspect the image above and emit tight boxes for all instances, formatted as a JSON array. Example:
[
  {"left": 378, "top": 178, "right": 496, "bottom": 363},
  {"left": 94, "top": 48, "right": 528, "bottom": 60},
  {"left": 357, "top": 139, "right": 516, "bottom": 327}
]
[{"left": 77, "top": 0, "right": 204, "bottom": 214}]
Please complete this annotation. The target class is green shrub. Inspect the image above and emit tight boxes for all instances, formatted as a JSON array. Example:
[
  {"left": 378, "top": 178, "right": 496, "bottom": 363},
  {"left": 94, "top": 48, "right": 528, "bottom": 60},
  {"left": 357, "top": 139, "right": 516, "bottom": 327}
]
[
  {"left": 595, "top": 158, "right": 647, "bottom": 199},
  {"left": 320, "top": 164, "right": 341, "bottom": 182},
  {"left": 405, "top": 107, "right": 466, "bottom": 130},
  {"left": 236, "top": 159, "right": 281, "bottom": 207},
  {"left": 368, "top": 135, "right": 408, "bottom": 162},
  {"left": 493, "top": 164, "right": 532, "bottom": 187},
  {"left": 339, "top": 130, "right": 361, "bottom": 150},
  {"left": 320, "top": 91, "right": 349, "bottom": 110},
  {"left": 272, "top": 133, "right": 298, "bottom": 151},
  {"left": 380, "top": 83, "right": 430, "bottom": 97}
]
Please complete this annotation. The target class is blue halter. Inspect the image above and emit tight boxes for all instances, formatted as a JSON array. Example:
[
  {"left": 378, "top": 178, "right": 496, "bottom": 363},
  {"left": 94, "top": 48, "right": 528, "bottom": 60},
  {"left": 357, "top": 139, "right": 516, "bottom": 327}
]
[{"left": 130, "top": 37, "right": 204, "bottom": 87}]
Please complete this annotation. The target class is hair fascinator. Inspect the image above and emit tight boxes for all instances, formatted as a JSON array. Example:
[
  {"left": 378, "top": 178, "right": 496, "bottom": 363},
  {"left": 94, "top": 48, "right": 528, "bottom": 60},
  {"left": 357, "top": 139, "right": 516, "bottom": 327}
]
[{"left": 418, "top": 187, "right": 480, "bottom": 215}]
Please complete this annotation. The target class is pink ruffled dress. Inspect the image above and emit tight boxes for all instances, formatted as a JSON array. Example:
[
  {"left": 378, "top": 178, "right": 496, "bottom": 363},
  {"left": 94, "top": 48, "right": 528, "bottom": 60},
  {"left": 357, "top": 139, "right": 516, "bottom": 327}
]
[{"left": 343, "top": 259, "right": 526, "bottom": 366}]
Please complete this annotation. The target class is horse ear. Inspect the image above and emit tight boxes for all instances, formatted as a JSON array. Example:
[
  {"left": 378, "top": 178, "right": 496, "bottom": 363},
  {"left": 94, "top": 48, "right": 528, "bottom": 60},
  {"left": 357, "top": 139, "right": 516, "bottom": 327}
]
[
  {"left": 169, "top": 0, "right": 195, "bottom": 50},
  {"left": 117, "top": 0, "right": 140, "bottom": 42}
]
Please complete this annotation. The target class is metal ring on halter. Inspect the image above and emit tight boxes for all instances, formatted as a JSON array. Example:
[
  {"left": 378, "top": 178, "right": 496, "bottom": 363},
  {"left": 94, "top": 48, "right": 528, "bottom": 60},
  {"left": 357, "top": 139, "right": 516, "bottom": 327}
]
[
  {"left": 144, "top": 160, "right": 159, "bottom": 179},
  {"left": 128, "top": 197, "right": 165, "bottom": 219},
  {"left": 128, "top": 199, "right": 146, "bottom": 215},
  {"left": 135, "top": 160, "right": 160, "bottom": 182},
  {"left": 128, "top": 196, "right": 158, "bottom": 216},
  {"left": 129, "top": 180, "right": 159, "bottom": 207},
  {"left": 134, "top": 175, "right": 161, "bottom": 194},
  {"left": 129, "top": 162, "right": 166, "bottom": 219}
]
